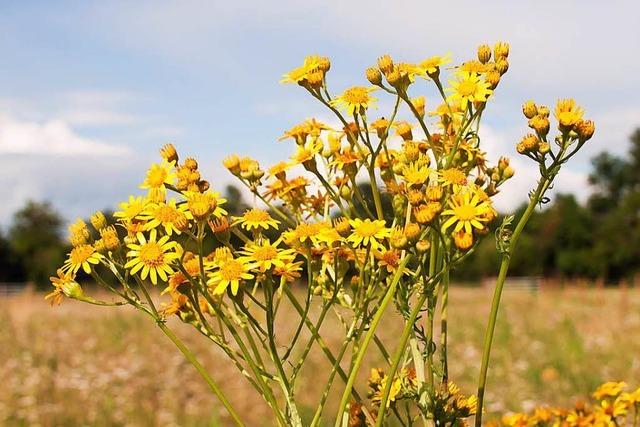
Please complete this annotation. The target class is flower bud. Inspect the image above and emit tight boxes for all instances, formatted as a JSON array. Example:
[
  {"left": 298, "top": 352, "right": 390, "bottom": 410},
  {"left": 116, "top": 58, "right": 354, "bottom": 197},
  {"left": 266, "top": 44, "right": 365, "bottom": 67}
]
[
  {"left": 403, "top": 222, "right": 421, "bottom": 243},
  {"left": 377, "top": 54, "right": 394, "bottom": 75},
  {"left": 160, "top": 143, "right": 179, "bottom": 163},
  {"left": 90, "top": 211, "right": 108, "bottom": 231},
  {"left": 528, "top": 115, "right": 550, "bottom": 137},
  {"left": 366, "top": 67, "right": 383, "bottom": 86},
  {"left": 477, "top": 44, "right": 492, "bottom": 64},
  {"left": 496, "top": 59, "right": 509, "bottom": 75},
  {"left": 522, "top": 101, "right": 538, "bottom": 119},
  {"left": 575, "top": 120, "right": 595, "bottom": 141},
  {"left": 415, "top": 239, "right": 431, "bottom": 254},
  {"left": 223, "top": 155, "right": 241, "bottom": 176},
  {"left": 334, "top": 217, "right": 351, "bottom": 237},
  {"left": 184, "top": 157, "right": 198, "bottom": 170},
  {"left": 317, "top": 56, "right": 331, "bottom": 72},
  {"left": 62, "top": 280, "right": 84, "bottom": 299},
  {"left": 538, "top": 142, "right": 551, "bottom": 154},
  {"left": 453, "top": 230, "right": 474, "bottom": 251},
  {"left": 486, "top": 71, "right": 501, "bottom": 89},
  {"left": 493, "top": 42, "right": 510, "bottom": 60}
]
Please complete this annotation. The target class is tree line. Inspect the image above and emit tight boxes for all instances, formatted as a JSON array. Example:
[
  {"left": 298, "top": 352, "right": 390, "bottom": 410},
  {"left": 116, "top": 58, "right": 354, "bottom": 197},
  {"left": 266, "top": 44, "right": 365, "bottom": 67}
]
[{"left": 2, "top": 130, "right": 639, "bottom": 289}]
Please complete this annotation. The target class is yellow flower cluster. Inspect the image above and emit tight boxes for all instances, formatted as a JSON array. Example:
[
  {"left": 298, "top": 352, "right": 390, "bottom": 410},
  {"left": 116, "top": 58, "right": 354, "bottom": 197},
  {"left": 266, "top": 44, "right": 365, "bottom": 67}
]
[
  {"left": 48, "top": 42, "right": 599, "bottom": 427},
  {"left": 496, "top": 381, "right": 640, "bottom": 427}
]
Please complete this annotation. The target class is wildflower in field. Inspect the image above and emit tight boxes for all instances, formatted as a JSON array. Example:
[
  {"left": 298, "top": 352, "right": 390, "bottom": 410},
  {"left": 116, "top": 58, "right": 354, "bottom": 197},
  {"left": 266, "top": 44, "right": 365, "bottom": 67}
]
[
  {"left": 185, "top": 191, "right": 227, "bottom": 221},
  {"left": 46, "top": 269, "right": 81, "bottom": 305},
  {"left": 593, "top": 381, "right": 627, "bottom": 400},
  {"left": 280, "top": 55, "right": 323, "bottom": 85},
  {"left": 330, "top": 86, "right": 377, "bottom": 115},
  {"left": 401, "top": 162, "right": 432, "bottom": 187},
  {"left": 439, "top": 167, "right": 468, "bottom": 189},
  {"left": 114, "top": 195, "right": 148, "bottom": 222},
  {"left": 141, "top": 159, "right": 176, "bottom": 190},
  {"left": 273, "top": 259, "right": 303, "bottom": 283},
  {"left": 63, "top": 244, "right": 102, "bottom": 274},
  {"left": 124, "top": 229, "right": 180, "bottom": 285},
  {"left": 140, "top": 199, "right": 189, "bottom": 235},
  {"left": 419, "top": 53, "right": 451, "bottom": 77},
  {"left": 207, "top": 257, "right": 254, "bottom": 296},
  {"left": 233, "top": 208, "right": 279, "bottom": 232},
  {"left": 447, "top": 71, "right": 492, "bottom": 109},
  {"left": 555, "top": 98, "right": 584, "bottom": 129},
  {"left": 239, "top": 239, "right": 295, "bottom": 272},
  {"left": 442, "top": 191, "right": 492, "bottom": 233},
  {"left": 347, "top": 218, "right": 391, "bottom": 251}
]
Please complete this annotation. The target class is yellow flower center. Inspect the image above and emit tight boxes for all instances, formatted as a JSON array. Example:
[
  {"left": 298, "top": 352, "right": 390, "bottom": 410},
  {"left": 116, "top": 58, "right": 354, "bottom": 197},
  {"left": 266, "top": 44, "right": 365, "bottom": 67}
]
[
  {"left": 139, "top": 242, "right": 165, "bottom": 267},
  {"left": 457, "top": 80, "right": 478, "bottom": 97},
  {"left": 155, "top": 204, "right": 179, "bottom": 222},
  {"left": 125, "top": 202, "right": 144, "bottom": 218},
  {"left": 342, "top": 87, "right": 369, "bottom": 105},
  {"left": 146, "top": 165, "right": 168, "bottom": 187},
  {"left": 295, "top": 223, "right": 322, "bottom": 239},
  {"left": 252, "top": 246, "right": 278, "bottom": 261},
  {"left": 219, "top": 260, "right": 245, "bottom": 281},
  {"left": 70, "top": 245, "right": 94, "bottom": 264},
  {"left": 453, "top": 204, "right": 477, "bottom": 221},
  {"left": 244, "top": 209, "right": 271, "bottom": 223},
  {"left": 355, "top": 221, "right": 382, "bottom": 237},
  {"left": 442, "top": 168, "right": 467, "bottom": 185}
]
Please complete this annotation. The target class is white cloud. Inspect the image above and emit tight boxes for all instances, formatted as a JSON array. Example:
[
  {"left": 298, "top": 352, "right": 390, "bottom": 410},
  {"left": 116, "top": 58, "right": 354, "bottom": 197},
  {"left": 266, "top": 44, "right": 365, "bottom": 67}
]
[{"left": 0, "top": 113, "right": 129, "bottom": 156}]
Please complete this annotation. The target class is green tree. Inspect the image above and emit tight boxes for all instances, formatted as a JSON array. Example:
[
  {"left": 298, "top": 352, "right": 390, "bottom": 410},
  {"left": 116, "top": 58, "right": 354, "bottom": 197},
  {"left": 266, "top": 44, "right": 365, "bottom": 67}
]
[{"left": 8, "top": 200, "right": 66, "bottom": 289}]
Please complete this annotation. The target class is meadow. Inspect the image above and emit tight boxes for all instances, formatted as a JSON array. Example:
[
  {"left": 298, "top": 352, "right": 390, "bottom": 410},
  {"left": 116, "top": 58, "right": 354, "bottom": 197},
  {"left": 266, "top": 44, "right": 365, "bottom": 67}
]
[{"left": 1, "top": 285, "right": 638, "bottom": 426}]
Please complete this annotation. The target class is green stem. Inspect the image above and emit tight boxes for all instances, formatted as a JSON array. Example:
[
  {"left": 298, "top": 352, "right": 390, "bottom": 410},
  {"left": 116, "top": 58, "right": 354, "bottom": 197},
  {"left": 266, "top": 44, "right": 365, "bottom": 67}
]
[
  {"left": 375, "top": 292, "right": 429, "bottom": 426},
  {"left": 334, "top": 255, "right": 413, "bottom": 427},
  {"left": 474, "top": 177, "right": 551, "bottom": 426},
  {"left": 440, "top": 269, "right": 450, "bottom": 382},
  {"left": 157, "top": 322, "right": 245, "bottom": 427}
]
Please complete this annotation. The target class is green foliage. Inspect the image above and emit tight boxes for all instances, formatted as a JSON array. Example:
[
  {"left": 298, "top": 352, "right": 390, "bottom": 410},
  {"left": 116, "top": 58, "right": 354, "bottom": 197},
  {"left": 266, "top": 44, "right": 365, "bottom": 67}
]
[{"left": 7, "top": 201, "right": 66, "bottom": 289}]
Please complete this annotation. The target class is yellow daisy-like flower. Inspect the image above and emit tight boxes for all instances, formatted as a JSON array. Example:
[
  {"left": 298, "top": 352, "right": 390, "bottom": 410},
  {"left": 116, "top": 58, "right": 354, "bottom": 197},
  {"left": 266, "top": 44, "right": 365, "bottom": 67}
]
[
  {"left": 284, "top": 222, "right": 326, "bottom": 246},
  {"left": 114, "top": 195, "right": 148, "bottom": 222},
  {"left": 419, "top": 53, "right": 451, "bottom": 76},
  {"left": 141, "top": 159, "right": 176, "bottom": 190},
  {"left": 45, "top": 269, "right": 79, "bottom": 306},
  {"left": 239, "top": 239, "right": 296, "bottom": 272},
  {"left": 447, "top": 71, "right": 492, "bottom": 109},
  {"left": 401, "top": 163, "right": 432, "bottom": 187},
  {"left": 140, "top": 199, "right": 189, "bottom": 235},
  {"left": 184, "top": 191, "right": 227, "bottom": 221},
  {"left": 290, "top": 139, "right": 323, "bottom": 166},
  {"left": 441, "top": 191, "right": 492, "bottom": 233},
  {"left": 63, "top": 244, "right": 102, "bottom": 274},
  {"left": 124, "top": 229, "right": 180, "bottom": 285},
  {"left": 273, "top": 259, "right": 303, "bottom": 283},
  {"left": 554, "top": 98, "right": 584, "bottom": 128},
  {"left": 439, "top": 168, "right": 468, "bottom": 189},
  {"left": 347, "top": 218, "right": 391, "bottom": 251},
  {"left": 207, "top": 258, "right": 254, "bottom": 296},
  {"left": 233, "top": 208, "right": 280, "bottom": 231},
  {"left": 593, "top": 381, "right": 627, "bottom": 400},
  {"left": 280, "top": 56, "right": 321, "bottom": 84},
  {"left": 330, "top": 86, "right": 377, "bottom": 115}
]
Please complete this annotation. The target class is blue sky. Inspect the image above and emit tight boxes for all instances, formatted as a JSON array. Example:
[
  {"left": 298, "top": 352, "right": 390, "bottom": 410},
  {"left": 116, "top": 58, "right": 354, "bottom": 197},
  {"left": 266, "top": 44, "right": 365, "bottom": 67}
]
[{"left": 1, "top": 0, "right": 639, "bottom": 226}]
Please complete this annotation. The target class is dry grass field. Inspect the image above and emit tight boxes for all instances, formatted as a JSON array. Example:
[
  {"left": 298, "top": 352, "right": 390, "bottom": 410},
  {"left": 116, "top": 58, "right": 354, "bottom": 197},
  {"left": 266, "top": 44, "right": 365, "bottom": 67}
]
[{"left": 1, "top": 286, "right": 639, "bottom": 426}]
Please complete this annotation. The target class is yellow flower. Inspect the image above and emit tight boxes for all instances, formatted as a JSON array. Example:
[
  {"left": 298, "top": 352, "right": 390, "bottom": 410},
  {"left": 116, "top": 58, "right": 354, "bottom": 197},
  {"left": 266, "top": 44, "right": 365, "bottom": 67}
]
[
  {"left": 45, "top": 269, "right": 80, "bottom": 306},
  {"left": 141, "top": 199, "right": 189, "bottom": 235},
  {"left": 330, "top": 86, "right": 377, "bottom": 115},
  {"left": 234, "top": 208, "right": 280, "bottom": 231},
  {"left": 447, "top": 71, "right": 492, "bottom": 109},
  {"left": 141, "top": 159, "right": 176, "bottom": 190},
  {"left": 185, "top": 191, "right": 227, "bottom": 221},
  {"left": 347, "top": 218, "right": 391, "bottom": 251},
  {"left": 280, "top": 56, "right": 321, "bottom": 85},
  {"left": 419, "top": 53, "right": 451, "bottom": 76},
  {"left": 114, "top": 195, "right": 148, "bottom": 222},
  {"left": 593, "top": 381, "right": 627, "bottom": 400},
  {"left": 207, "top": 257, "right": 254, "bottom": 296},
  {"left": 442, "top": 191, "right": 492, "bottom": 233},
  {"left": 63, "top": 244, "right": 102, "bottom": 274},
  {"left": 273, "top": 259, "right": 303, "bottom": 283},
  {"left": 239, "top": 239, "right": 296, "bottom": 272},
  {"left": 401, "top": 162, "right": 432, "bottom": 187},
  {"left": 554, "top": 98, "right": 584, "bottom": 129},
  {"left": 439, "top": 168, "right": 468, "bottom": 189},
  {"left": 124, "top": 229, "right": 180, "bottom": 285},
  {"left": 284, "top": 222, "right": 326, "bottom": 245},
  {"left": 290, "top": 139, "right": 323, "bottom": 166}
]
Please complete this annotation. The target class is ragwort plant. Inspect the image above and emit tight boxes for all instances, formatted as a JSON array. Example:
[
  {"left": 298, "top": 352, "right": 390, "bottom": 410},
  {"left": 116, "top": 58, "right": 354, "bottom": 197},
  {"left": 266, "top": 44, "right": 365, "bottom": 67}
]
[{"left": 49, "top": 42, "right": 601, "bottom": 426}]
